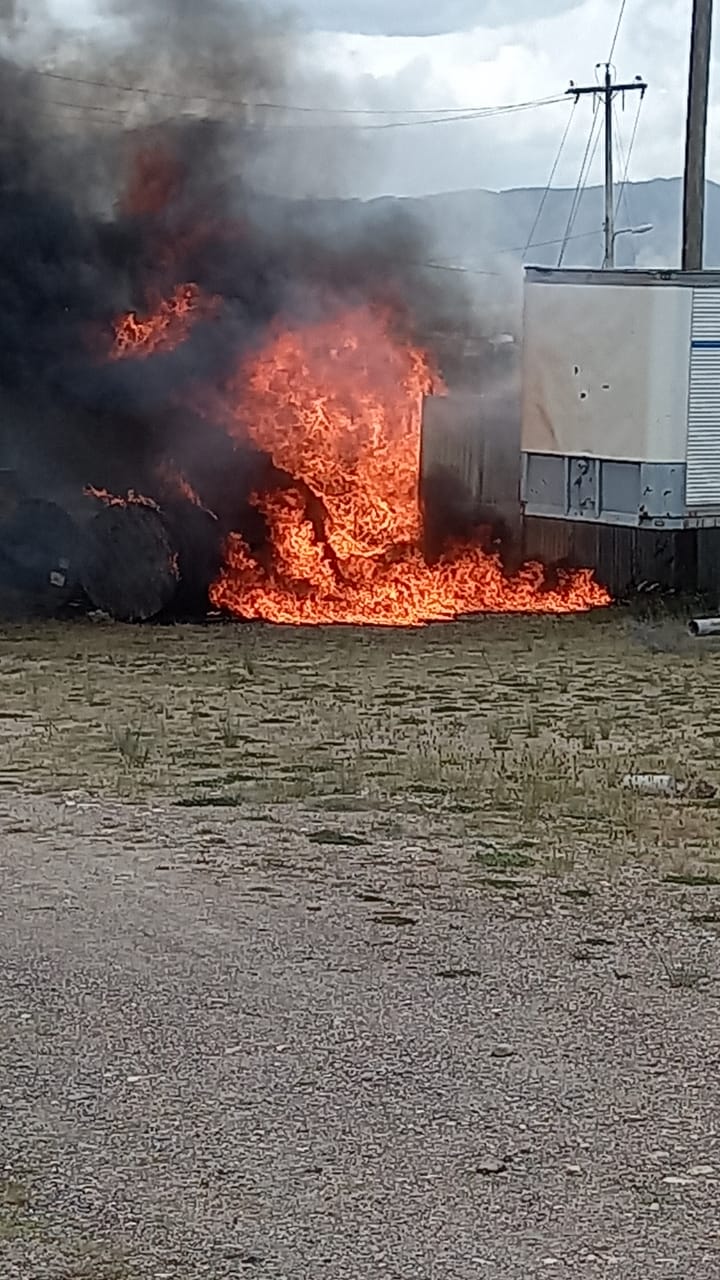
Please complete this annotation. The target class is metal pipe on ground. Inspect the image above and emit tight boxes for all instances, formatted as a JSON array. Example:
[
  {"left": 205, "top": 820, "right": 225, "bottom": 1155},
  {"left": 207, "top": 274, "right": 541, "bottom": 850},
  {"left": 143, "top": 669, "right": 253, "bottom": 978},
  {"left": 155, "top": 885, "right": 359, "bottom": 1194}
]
[{"left": 688, "top": 617, "right": 720, "bottom": 636}]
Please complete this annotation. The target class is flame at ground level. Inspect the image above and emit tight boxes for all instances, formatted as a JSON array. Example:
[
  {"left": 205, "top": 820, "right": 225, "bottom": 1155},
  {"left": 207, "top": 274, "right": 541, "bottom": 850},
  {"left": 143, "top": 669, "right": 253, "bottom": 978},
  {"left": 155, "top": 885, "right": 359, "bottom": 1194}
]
[
  {"left": 208, "top": 307, "right": 610, "bottom": 625},
  {"left": 211, "top": 532, "right": 609, "bottom": 625}
]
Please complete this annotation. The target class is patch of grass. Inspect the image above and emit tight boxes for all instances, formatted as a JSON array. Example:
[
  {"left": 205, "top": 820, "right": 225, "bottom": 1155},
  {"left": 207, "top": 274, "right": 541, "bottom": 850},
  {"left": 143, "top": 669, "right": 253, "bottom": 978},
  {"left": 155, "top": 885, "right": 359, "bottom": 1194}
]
[
  {"left": 0, "top": 1179, "right": 29, "bottom": 1209},
  {"left": 0, "top": 1178, "right": 40, "bottom": 1242},
  {"left": 664, "top": 872, "right": 720, "bottom": 888},
  {"left": 476, "top": 875, "right": 533, "bottom": 891},
  {"left": 473, "top": 847, "right": 535, "bottom": 870},
  {"left": 175, "top": 791, "right": 242, "bottom": 808},
  {"left": 313, "top": 795, "right": 380, "bottom": 813},
  {"left": 109, "top": 724, "right": 150, "bottom": 769},
  {"left": 0, "top": 609, "right": 717, "bottom": 886},
  {"left": 657, "top": 951, "right": 710, "bottom": 989},
  {"left": 307, "top": 828, "right": 370, "bottom": 847},
  {"left": 220, "top": 709, "right": 242, "bottom": 749},
  {"left": 487, "top": 717, "right": 512, "bottom": 747},
  {"left": 371, "top": 912, "right": 417, "bottom": 926},
  {"left": 61, "top": 1241, "right": 135, "bottom": 1280},
  {"left": 545, "top": 845, "right": 578, "bottom": 877}
]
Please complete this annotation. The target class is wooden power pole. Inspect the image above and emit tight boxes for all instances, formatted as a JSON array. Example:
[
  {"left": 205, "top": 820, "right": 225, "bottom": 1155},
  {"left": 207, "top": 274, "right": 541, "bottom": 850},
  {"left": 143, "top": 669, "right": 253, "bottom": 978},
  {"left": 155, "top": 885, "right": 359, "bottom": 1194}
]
[
  {"left": 567, "top": 66, "right": 646, "bottom": 268},
  {"left": 682, "top": 0, "right": 714, "bottom": 270}
]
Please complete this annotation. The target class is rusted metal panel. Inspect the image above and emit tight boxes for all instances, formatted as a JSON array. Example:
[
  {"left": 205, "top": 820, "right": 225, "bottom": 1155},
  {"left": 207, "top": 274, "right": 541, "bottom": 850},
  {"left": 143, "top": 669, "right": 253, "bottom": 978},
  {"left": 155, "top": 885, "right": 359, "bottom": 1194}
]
[{"left": 420, "top": 389, "right": 522, "bottom": 552}]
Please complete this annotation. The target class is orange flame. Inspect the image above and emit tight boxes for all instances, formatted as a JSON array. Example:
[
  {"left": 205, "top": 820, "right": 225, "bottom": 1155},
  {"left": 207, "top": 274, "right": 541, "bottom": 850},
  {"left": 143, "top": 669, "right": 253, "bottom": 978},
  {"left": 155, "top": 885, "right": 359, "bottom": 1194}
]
[
  {"left": 84, "top": 485, "right": 159, "bottom": 510},
  {"left": 111, "top": 283, "right": 216, "bottom": 360},
  {"left": 154, "top": 461, "right": 218, "bottom": 516},
  {"left": 210, "top": 306, "right": 610, "bottom": 624}
]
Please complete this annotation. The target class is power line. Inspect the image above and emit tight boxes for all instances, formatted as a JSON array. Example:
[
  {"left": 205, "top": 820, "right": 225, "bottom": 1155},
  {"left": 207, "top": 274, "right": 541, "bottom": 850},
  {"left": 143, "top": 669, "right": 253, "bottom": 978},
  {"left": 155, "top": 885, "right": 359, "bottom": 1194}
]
[
  {"left": 517, "top": 228, "right": 602, "bottom": 254},
  {"left": 608, "top": 0, "right": 628, "bottom": 64},
  {"left": 30, "top": 68, "right": 563, "bottom": 123},
  {"left": 612, "top": 101, "right": 633, "bottom": 228},
  {"left": 45, "top": 98, "right": 131, "bottom": 116},
  {"left": 614, "top": 95, "right": 643, "bottom": 221},
  {"left": 557, "top": 108, "right": 603, "bottom": 265},
  {"left": 262, "top": 100, "right": 565, "bottom": 131},
  {"left": 523, "top": 98, "right": 577, "bottom": 258},
  {"left": 412, "top": 230, "right": 606, "bottom": 276}
]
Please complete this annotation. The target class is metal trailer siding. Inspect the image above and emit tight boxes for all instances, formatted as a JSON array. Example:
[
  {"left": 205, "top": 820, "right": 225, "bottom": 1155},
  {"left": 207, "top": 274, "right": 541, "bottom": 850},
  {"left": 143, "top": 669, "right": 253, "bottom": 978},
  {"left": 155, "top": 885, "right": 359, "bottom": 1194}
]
[
  {"left": 521, "top": 267, "right": 720, "bottom": 529},
  {"left": 687, "top": 291, "right": 720, "bottom": 506}
]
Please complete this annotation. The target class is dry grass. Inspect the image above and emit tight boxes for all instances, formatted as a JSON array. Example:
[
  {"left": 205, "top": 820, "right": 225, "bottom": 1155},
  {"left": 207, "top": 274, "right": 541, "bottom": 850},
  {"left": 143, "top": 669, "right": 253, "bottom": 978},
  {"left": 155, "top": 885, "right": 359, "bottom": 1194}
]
[{"left": 1, "top": 609, "right": 720, "bottom": 875}]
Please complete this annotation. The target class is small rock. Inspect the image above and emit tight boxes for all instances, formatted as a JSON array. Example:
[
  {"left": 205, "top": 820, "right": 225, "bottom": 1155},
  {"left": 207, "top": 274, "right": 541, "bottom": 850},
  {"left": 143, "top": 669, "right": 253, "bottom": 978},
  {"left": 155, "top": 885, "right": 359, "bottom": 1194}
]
[
  {"left": 565, "top": 1164, "right": 583, "bottom": 1175},
  {"left": 490, "top": 1044, "right": 515, "bottom": 1059},
  {"left": 476, "top": 1155, "right": 507, "bottom": 1175},
  {"left": 688, "top": 1164, "right": 715, "bottom": 1177},
  {"left": 663, "top": 1175, "right": 693, "bottom": 1186}
]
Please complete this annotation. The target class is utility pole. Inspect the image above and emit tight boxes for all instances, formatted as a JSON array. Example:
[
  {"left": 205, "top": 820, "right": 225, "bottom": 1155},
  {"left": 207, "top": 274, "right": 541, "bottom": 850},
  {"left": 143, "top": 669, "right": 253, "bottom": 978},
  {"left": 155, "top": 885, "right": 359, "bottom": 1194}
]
[
  {"left": 682, "top": 0, "right": 714, "bottom": 270},
  {"left": 567, "top": 65, "right": 647, "bottom": 268}
]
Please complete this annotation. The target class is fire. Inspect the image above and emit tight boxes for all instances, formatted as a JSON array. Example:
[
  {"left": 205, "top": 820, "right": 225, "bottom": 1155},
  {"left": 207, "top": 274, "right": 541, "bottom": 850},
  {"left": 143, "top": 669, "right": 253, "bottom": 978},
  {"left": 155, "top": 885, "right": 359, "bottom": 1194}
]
[
  {"left": 84, "top": 485, "right": 159, "bottom": 510},
  {"left": 210, "top": 307, "right": 610, "bottom": 625},
  {"left": 154, "top": 462, "right": 217, "bottom": 516},
  {"left": 111, "top": 283, "right": 215, "bottom": 360}
]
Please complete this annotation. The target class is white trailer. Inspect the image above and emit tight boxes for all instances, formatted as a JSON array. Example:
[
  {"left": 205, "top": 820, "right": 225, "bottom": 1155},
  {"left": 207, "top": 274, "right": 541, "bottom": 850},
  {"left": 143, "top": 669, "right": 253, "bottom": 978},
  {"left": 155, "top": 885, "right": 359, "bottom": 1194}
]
[{"left": 521, "top": 266, "right": 720, "bottom": 529}]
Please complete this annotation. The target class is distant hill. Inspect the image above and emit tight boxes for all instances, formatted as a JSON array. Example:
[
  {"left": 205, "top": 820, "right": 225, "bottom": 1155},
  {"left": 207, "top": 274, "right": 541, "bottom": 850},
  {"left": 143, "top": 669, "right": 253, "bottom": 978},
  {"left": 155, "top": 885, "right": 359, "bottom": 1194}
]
[
  {"left": 312, "top": 177, "right": 720, "bottom": 272},
  {"left": 278, "top": 176, "right": 718, "bottom": 338}
]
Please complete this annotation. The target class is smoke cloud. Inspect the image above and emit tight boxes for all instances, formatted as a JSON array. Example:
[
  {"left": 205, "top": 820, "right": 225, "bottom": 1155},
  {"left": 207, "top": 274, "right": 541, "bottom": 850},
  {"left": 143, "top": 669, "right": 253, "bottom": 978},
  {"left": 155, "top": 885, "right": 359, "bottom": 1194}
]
[{"left": 0, "top": 0, "right": 472, "bottom": 529}]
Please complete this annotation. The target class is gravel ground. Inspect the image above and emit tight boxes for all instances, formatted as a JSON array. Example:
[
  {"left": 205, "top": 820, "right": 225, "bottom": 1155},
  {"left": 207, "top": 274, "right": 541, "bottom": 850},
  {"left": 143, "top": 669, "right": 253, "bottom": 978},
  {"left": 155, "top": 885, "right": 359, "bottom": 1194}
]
[
  {"left": 2, "top": 791, "right": 720, "bottom": 1279},
  {"left": 3, "top": 613, "right": 720, "bottom": 1277}
]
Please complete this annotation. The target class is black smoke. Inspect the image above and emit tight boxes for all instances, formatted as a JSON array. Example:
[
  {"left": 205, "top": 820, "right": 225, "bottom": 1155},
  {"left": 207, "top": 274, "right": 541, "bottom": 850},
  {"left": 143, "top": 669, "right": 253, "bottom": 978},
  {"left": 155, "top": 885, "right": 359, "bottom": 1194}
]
[{"left": 0, "top": 0, "right": 471, "bottom": 536}]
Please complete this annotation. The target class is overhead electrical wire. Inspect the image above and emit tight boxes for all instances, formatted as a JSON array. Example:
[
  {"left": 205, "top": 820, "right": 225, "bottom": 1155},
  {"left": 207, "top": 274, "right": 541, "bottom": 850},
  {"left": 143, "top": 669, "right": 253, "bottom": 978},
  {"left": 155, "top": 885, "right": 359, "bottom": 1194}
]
[
  {"left": 614, "top": 94, "right": 643, "bottom": 221},
  {"left": 29, "top": 67, "right": 564, "bottom": 127},
  {"left": 45, "top": 98, "right": 130, "bottom": 115},
  {"left": 406, "top": 230, "right": 604, "bottom": 277},
  {"left": 612, "top": 101, "right": 633, "bottom": 230},
  {"left": 522, "top": 98, "right": 578, "bottom": 259},
  {"left": 253, "top": 101, "right": 564, "bottom": 131},
  {"left": 608, "top": 0, "right": 628, "bottom": 65},
  {"left": 557, "top": 108, "right": 603, "bottom": 265}
]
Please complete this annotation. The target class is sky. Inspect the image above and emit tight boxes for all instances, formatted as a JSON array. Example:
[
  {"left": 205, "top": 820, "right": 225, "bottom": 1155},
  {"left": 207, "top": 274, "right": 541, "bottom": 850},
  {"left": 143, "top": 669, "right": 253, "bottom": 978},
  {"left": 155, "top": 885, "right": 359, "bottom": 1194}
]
[
  {"left": 281, "top": 0, "right": 708, "bottom": 197},
  {"left": 44, "top": 0, "right": 714, "bottom": 198}
]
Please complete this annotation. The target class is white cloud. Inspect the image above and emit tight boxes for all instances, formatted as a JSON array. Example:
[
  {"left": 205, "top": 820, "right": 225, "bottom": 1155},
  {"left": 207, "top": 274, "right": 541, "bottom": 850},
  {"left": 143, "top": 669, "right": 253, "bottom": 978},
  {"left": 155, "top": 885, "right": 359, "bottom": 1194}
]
[
  {"left": 34, "top": 0, "right": 717, "bottom": 199},
  {"left": 294, "top": 0, "right": 703, "bottom": 197}
]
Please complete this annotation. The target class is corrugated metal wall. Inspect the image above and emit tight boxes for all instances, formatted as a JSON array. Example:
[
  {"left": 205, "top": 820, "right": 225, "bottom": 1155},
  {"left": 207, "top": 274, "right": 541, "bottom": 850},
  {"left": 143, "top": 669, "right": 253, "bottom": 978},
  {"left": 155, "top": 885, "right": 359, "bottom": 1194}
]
[
  {"left": 687, "top": 292, "right": 720, "bottom": 506},
  {"left": 521, "top": 518, "right": 700, "bottom": 596},
  {"left": 420, "top": 385, "right": 522, "bottom": 554}
]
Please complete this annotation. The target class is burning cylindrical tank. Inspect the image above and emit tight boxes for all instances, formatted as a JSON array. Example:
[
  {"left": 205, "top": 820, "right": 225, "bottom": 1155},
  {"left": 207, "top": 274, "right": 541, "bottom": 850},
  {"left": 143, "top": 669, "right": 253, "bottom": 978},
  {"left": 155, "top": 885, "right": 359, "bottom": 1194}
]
[
  {"left": 80, "top": 500, "right": 179, "bottom": 622},
  {"left": 0, "top": 494, "right": 80, "bottom": 617},
  {"left": 158, "top": 499, "right": 224, "bottom": 619}
]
